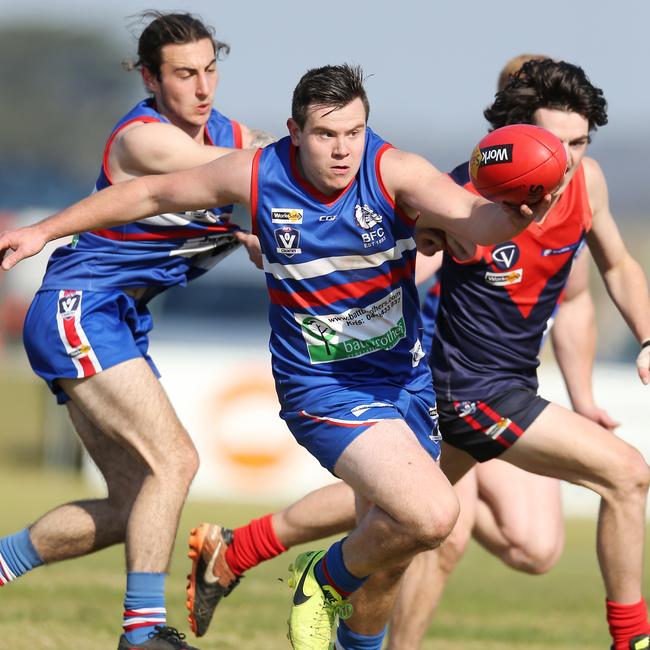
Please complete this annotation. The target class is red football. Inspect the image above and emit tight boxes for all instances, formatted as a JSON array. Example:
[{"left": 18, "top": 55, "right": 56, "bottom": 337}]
[{"left": 468, "top": 124, "right": 567, "bottom": 204}]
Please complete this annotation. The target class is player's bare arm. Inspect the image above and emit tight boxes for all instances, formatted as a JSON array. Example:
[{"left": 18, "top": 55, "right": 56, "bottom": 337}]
[
  {"left": 583, "top": 156, "right": 650, "bottom": 382},
  {"left": 551, "top": 253, "right": 619, "bottom": 428},
  {"left": 0, "top": 149, "right": 255, "bottom": 270},
  {"left": 380, "top": 148, "right": 550, "bottom": 245},
  {"left": 110, "top": 121, "right": 235, "bottom": 182}
]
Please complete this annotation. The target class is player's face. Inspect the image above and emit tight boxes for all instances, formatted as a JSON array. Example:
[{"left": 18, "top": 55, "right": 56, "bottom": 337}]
[
  {"left": 287, "top": 98, "right": 367, "bottom": 196},
  {"left": 532, "top": 108, "right": 590, "bottom": 195},
  {"left": 145, "top": 38, "right": 218, "bottom": 135}
]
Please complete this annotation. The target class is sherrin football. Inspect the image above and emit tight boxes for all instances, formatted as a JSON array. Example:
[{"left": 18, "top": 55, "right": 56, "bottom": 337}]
[{"left": 469, "top": 124, "right": 567, "bottom": 204}]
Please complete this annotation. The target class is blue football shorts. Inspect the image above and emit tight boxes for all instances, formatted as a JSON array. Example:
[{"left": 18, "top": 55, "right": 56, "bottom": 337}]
[
  {"left": 23, "top": 289, "right": 159, "bottom": 404},
  {"left": 282, "top": 384, "right": 441, "bottom": 474}
]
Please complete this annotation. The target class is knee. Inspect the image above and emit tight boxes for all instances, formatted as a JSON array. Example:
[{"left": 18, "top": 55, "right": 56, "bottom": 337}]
[
  {"left": 151, "top": 430, "right": 200, "bottom": 486},
  {"left": 607, "top": 447, "right": 650, "bottom": 501},
  {"left": 505, "top": 532, "right": 564, "bottom": 575},
  {"left": 437, "top": 517, "right": 472, "bottom": 572},
  {"left": 410, "top": 491, "right": 460, "bottom": 551}
]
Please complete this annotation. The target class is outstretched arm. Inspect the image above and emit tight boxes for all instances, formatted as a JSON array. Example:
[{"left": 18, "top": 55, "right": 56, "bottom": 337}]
[
  {"left": 380, "top": 148, "right": 552, "bottom": 246},
  {"left": 0, "top": 149, "right": 255, "bottom": 270},
  {"left": 584, "top": 157, "right": 650, "bottom": 384}
]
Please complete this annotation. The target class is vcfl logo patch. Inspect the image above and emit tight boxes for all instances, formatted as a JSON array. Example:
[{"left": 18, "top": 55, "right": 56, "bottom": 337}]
[
  {"left": 58, "top": 294, "right": 81, "bottom": 320},
  {"left": 274, "top": 226, "right": 302, "bottom": 258},
  {"left": 491, "top": 242, "right": 520, "bottom": 270}
]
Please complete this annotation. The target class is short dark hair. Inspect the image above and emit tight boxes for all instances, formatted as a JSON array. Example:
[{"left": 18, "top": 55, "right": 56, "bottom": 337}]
[
  {"left": 124, "top": 11, "right": 230, "bottom": 79},
  {"left": 485, "top": 59, "right": 608, "bottom": 133},
  {"left": 291, "top": 64, "right": 370, "bottom": 129}
]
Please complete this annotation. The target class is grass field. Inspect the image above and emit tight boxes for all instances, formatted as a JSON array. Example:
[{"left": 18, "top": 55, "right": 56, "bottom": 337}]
[
  {"left": 0, "top": 465, "right": 648, "bottom": 649},
  {"left": 0, "top": 365, "right": 648, "bottom": 649}
]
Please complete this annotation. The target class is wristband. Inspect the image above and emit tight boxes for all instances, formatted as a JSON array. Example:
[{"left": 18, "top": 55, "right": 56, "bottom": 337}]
[{"left": 642, "top": 340, "right": 650, "bottom": 350}]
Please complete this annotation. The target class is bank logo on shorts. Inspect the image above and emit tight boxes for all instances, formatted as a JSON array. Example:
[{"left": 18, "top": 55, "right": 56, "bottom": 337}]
[
  {"left": 295, "top": 288, "right": 406, "bottom": 364},
  {"left": 274, "top": 226, "right": 302, "bottom": 257},
  {"left": 272, "top": 208, "right": 303, "bottom": 224},
  {"left": 485, "top": 417, "right": 512, "bottom": 440}
]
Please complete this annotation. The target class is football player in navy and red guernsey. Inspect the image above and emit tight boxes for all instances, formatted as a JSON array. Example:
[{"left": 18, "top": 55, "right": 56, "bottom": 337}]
[
  {"left": 400, "top": 59, "right": 650, "bottom": 650},
  {"left": 0, "top": 11, "right": 273, "bottom": 650},
  {"left": 0, "top": 64, "right": 550, "bottom": 650}
]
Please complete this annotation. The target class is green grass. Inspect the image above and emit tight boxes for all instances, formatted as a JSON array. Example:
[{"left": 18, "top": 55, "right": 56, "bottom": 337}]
[
  {"left": 0, "top": 366, "right": 647, "bottom": 648},
  {"left": 0, "top": 465, "right": 647, "bottom": 649}
]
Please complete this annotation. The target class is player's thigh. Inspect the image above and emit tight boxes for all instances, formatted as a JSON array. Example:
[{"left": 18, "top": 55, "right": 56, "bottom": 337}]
[
  {"left": 502, "top": 402, "right": 648, "bottom": 491},
  {"left": 60, "top": 357, "right": 192, "bottom": 465},
  {"left": 66, "top": 400, "right": 147, "bottom": 498},
  {"left": 476, "top": 459, "right": 563, "bottom": 543},
  {"left": 334, "top": 418, "right": 458, "bottom": 530}
]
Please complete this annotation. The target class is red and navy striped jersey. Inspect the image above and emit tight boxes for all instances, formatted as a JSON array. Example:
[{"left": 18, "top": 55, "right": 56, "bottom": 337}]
[
  {"left": 252, "top": 129, "right": 431, "bottom": 409},
  {"left": 40, "top": 98, "right": 243, "bottom": 293},
  {"left": 431, "top": 161, "right": 592, "bottom": 400}
]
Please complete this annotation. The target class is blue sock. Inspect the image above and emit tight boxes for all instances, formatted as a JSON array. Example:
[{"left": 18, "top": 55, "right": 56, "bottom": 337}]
[
  {"left": 123, "top": 572, "right": 167, "bottom": 644},
  {"left": 0, "top": 528, "right": 44, "bottom": 585},
  {"left": 336, "top": 620, "right": 387, "bottom": 650},
  {"left": 314, "top": 538, "right": 367, "bottom": 597}
]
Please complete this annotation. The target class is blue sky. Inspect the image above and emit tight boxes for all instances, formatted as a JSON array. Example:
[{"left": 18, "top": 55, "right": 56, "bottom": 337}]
[{"left": 3, "top": 0, "right": 649, "bottom": 182}]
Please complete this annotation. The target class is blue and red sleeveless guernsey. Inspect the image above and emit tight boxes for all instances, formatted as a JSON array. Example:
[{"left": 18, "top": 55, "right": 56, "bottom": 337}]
[
  {"left": 40, "top": 98, "right": 243, "bottom": 293},
  {"left": 251, "top": 129, "right": 431, "bottom": 410},
  {"left": 431, "top": 161, "right": 592, "bottom": 401}
]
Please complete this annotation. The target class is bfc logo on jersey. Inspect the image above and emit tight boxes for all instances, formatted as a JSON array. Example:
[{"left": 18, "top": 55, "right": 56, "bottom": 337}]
[
  {"left": 354, "top": 204, "right": 383, "bottom": 229},
  {"left": 491, "top": 242, "right": 520, "bottom": 270},
  {"left": 272, "top": 208, "right": 303, "bottom": 224},
  {"left": 355, "top": 204, "right": 386, "bottom": 248},
  {"left": 274, "top": 226, "right": 302, "bottom": 257},
  {"left": 58, "top": 294, "right": 81, "bottom": 320}
]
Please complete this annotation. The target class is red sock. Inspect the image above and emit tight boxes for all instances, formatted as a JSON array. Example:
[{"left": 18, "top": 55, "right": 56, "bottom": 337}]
[
  {"left": 607, "top": 598, "right": 650, "bottom": 650},
  {"left": 225, "top": 514, "right": 287, "bottom": 576}
]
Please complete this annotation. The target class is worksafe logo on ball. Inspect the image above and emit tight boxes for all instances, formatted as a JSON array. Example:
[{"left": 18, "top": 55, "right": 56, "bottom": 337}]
[
  {"left": 271, "top": 208, "right": 303, "bottom": 224},
  {"left": 274, "top": 226, "right": 302, "bottom": 258},
  {"left": 470, "top": 144, "right": 514, "bottom": 177}
]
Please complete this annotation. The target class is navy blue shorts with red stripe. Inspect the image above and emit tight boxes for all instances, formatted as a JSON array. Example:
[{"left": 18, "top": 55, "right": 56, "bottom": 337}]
[{"left": 437, "top": 387, "right": 549, "bottom": 462}]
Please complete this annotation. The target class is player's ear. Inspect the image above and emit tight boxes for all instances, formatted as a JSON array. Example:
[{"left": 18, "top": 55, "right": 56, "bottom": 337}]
[
  {"left": 141, "top": 67, "right": 158, "bottom": 94},
  {"left": 287, "top": 118, "right": 301, "bottom": 146}
]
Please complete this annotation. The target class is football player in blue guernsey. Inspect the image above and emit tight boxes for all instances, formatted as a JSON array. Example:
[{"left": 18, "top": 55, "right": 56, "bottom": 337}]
[
  {"left": 182, "top": 60, "right": 650, "bottom": 650},
  {"left": 0, "top": 63, "right": 552, "bottom": 650},
  {"left": 0, "top": 11, "right": 273, "bottom": 650}
]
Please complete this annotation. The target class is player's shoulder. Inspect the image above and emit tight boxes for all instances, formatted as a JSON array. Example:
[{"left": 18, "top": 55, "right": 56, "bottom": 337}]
[{"left": 580, "top": 156, "right": 608, "bottom": 206}]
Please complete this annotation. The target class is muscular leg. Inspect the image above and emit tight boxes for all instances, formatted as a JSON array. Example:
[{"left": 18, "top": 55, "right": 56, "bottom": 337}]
[
  {"left": 473, "top": 460, "right": 564, "bottom": 574},
  {"left": 272, "top": 481, "right": 356, "bottom": 548},
  {"left": 333, "top": 420, "right": 459, "bottom": 578},
  {"left": 387, "top": 460, "right": 478, "bottom": 649},
  {"left": 501, "top": 402, "right": 649, "bottom": 604},
  {"left": 29, "top": 400, "right": 147, "bottom": 562},
  {"left": 386, "top": 443, "right": 477, "bottom": 649},
  {"left": 58, "top": 358, "right": 199, "bottom": 572}
]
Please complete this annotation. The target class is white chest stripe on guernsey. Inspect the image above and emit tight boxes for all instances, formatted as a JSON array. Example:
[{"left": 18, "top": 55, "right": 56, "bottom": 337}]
[
  {"left": 262, "top": 237, "right": 416, "bottom": 281},
  {"left": 137, "top": 210, "right": 232, "bottom": 227}
]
